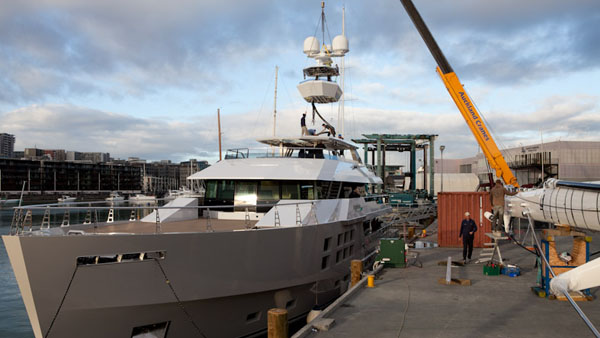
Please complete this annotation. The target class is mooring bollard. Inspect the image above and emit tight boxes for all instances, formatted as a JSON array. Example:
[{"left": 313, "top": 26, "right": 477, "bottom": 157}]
[
  {"left": 351, "top": 259, "right": 363, "bottom": 287},
  {"left": 367, "top": 274, "right": 375, "bottom": 288},
  {"left": 267, "top": 308, "right": 288, "bottom": 338},
  {"left": 445, "top": 256, "right": 452, "bottom": 284}
]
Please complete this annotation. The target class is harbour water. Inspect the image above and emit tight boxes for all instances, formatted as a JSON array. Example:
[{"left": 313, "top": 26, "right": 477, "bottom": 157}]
[{"left": 0, "top": 208, "right": 33, "bottom": 338}]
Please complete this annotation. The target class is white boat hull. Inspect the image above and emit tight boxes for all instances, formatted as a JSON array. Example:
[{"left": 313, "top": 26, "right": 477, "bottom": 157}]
[{"left": 506, "top": 179, "right": 600, "bottom": 232}]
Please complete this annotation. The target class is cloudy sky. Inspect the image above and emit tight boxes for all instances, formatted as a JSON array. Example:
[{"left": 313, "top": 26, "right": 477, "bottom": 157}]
[{"left": 1, "top": 0, "right": 599, "bottom": 165}]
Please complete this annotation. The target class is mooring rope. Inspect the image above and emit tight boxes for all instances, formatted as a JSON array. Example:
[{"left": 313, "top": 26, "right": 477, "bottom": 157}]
[
  {"left": 153, "top": 258, "right": 208, "bottom": 338},
  {"left": 44, "top": 264, "right": 79, "bottom": 338}
]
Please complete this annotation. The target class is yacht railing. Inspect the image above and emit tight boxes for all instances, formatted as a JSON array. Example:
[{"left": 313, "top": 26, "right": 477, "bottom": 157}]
[
  {"left": 8, "top": 195, "right": 390, "bottom": 236},
  {"left": 224, "top": 147, "right": 351, "bottom": 161}
]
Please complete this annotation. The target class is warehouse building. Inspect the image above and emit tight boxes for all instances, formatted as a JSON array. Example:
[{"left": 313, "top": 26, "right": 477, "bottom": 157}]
[{"left": 436, "top": 141, "right": 600, "bottom": 187}]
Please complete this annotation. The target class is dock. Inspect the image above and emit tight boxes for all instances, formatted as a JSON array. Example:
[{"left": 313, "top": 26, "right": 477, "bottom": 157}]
[{"left": 296, "top": 231, "right": 600, "bottom": 338}]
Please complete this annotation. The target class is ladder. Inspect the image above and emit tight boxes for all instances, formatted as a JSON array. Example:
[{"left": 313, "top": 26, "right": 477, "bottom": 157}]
[
  {"left": 106, "top": 208, "right": 115, "bottom": 223},
  {"left": 61, "top": 210, "right": 70, "bottom": 227},
  {"left": 476, "top": 233, "right": 508, "bottom": 264},
  {"left": 40, "top": 207, "right": 51, "bottom": 229},
  {"left": 23, "top": 210, "right": 33, "bottom": 231}
]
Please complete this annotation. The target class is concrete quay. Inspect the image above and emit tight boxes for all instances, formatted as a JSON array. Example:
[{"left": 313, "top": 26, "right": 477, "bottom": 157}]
[{"left": 303, "top": 238, "right": 600, "bottom": 338}]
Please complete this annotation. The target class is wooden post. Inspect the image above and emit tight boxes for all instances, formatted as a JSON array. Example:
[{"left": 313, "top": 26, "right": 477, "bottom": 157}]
[
  {"left": 267, "top": 308, "right": 288, "bottom": 338},
  {"left": 351, "top": 259, "right": 363, "bottom": 287}
]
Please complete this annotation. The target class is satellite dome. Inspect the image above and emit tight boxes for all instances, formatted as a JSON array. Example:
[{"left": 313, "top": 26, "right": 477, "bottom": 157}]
[
  {"left": 303, "top": 36, "right": 320, "bottom": 55},
  {"left": 332, "top": 35, "right": 349, "bottom": 54}
]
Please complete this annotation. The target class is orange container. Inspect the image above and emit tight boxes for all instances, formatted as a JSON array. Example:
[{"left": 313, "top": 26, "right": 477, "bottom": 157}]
[{"left": 437, "top": 192, "right": 492, "bottom": 248}]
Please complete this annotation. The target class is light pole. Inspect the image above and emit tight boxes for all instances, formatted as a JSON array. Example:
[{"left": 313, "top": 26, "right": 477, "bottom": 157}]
[{"left": 440, "top": 145, "right": 445, "bottom": 193}]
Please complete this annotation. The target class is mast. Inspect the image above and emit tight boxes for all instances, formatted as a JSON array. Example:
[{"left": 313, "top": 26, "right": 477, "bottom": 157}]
[
  {"left": 273, "top": 65, "right": 278, "bottom": 137},
  {"left": 217, "top": 108, "right": 222, "bottom": 161},
  {"left": 298, "top": 2, "right": 348, "bottom": 137},
  {"left": 338, "top": 6, "right": 346, "bottom": 137},
  {"left": 541, "top": 130, "right": 544, "bottom": 182}
]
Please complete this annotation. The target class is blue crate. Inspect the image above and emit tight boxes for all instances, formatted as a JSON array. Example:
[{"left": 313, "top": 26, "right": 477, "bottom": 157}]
[{"left": 501, "top": 266, "right": 520, "bottom": 277}]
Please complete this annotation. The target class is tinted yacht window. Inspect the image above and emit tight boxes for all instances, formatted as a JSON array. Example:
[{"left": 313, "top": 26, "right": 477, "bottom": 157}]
[
  {"left": 281, "top": 182, "right": 300, "bottom": 199},
  {"left": 300, "top": 183, "right": 314, "bottom": 200},
  {"left": 234, "top": 181, "right": 257, "bottom": 211}
]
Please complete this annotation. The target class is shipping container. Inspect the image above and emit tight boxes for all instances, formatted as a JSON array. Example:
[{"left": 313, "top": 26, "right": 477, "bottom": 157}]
[{"left": 438, "top": 192, "right": 492, "bottom": 248}]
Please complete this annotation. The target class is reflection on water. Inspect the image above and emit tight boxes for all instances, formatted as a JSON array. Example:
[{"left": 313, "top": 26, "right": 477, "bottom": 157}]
[{"left": 0, "top": 201, "right": 160, "bottom": 337}]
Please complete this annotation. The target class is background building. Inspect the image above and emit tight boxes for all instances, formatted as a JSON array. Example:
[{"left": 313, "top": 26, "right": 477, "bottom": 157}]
[
  {"left": 43, "top": 149, "right": 67, "bottom": 161},
  {"left": 179, "top": 159, "right": 209, "bottom": 188},
  {"left": 66, "top": 151, "right": 110, "bottom": 163},
  {"left": 24, "top": 148, "right": 44, "bottom": 159},
  {"left": 0, "top": 158, "right": 142, "bottom": 194},
  {"left": 435, "top": 140, "right": 600, "bottom": 187},
  {"left": 1, "top": 135, "right": 211, "bottom": 197},
  {"left": 126, "top": 159, "right": 210, "bottom": 194},
  {"left": 0, "top": 133, "right": 16, "bottom": 158}
]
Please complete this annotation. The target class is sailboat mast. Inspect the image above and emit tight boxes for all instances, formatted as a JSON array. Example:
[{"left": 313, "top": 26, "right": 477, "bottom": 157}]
[
  {"left": 217, "top": 108, "right": 222, "bottom": 161},
  {"left": 273, "top": 65, "right": 278, "bottom": 137}
]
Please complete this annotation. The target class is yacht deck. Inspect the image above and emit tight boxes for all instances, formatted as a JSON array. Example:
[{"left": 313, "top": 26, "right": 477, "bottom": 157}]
[{"left": 67, "top": 218, "right": 258, "bottom": 235}]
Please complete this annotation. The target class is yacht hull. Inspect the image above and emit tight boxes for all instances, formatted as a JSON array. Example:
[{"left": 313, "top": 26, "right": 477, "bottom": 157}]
[{"left": 3, "top": 218, "right": 378, "bottom": 338}]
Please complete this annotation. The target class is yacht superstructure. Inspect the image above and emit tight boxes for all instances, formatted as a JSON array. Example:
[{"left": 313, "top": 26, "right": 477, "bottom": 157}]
[{"left": 3, "top": 135, "right": 390, "bottom": 338}]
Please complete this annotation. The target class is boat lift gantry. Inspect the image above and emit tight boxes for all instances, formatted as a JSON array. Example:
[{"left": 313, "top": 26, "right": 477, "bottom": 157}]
[{"left": 352, "top": 134, "right": 437, "bottom": 197}]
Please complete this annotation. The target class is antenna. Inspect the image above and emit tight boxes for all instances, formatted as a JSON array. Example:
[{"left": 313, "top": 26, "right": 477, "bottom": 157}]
[
  {"left": 321, "top": 2, "right": 326, "bottom": 44},
  {"left": 217, "top": 108, "right": 222, "bottom": 161},
  {"left": 273, "top": 66, "right": 278, "bottom": 137},
  {"left": 342, "top": 5, "right": 345, "bottom": 35}
]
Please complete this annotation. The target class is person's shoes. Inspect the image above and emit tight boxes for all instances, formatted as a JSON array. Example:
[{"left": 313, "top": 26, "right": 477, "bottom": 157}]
[{"left": 463, "top": 259, "right": 467, "bottom": 264}]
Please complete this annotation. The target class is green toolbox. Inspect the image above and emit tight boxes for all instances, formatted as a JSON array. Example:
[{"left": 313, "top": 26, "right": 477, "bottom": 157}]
[
  {"left": 483, "top": 263, "right": 501, "bottom": 276},
  {"left": 376, "top": 238, "right": 406, "bottom": 268}
]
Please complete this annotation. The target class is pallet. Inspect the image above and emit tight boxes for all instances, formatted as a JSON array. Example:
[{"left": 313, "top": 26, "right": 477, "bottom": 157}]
[
  {"left": 543, "top": 227, "right": 586, "bottom": 239},
  {"left": 437, "top": 260, "right": 464, "bottom": 267},
  {"left": 437, "top": 278, "right": 471, "bottom": 286},
  {"left": 549, "top": 291, "right": 594, "bottom": 302}
]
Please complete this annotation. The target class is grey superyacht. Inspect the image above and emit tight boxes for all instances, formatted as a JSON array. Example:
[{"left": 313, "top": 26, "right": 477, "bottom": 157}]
[{"left": 2, "top": 6, "right": 392, "bottom": 337}]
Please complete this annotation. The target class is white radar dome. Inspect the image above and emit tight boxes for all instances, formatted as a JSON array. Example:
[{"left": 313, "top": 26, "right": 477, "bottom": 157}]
[
  {"left": 303, "top": 36, "right": 320, "bottom": 55},
  {"left": 332, "top": 35, "right": 349, "bottom": 54}
]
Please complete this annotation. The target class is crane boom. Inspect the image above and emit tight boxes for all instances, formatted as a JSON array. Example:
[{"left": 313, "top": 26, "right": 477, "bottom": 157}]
[{"left": 399, "top": 0, "right": 518, "bottom": 187}]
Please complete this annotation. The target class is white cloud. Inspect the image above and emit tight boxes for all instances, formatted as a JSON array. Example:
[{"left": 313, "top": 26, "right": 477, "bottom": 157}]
[
  {"left": 0, "top": 1, "right": 599, "bottom": 165},
  {"left": 2, "top": 93, "right": 598, "bottom": 164}
]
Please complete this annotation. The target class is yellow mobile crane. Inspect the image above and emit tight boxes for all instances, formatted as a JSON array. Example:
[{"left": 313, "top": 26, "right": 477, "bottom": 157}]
[{"left": 399, "top": 0, "right": 519, "bottom": 187}]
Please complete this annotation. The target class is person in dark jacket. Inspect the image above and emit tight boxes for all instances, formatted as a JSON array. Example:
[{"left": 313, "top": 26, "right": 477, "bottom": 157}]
[
  {"left": 349, "top": 186, "right": 361, "bottom": 198},
  {"left": 459, "top": 211, "right": 477, "bottom": 263},
  {"left": 301, "top": 113, "right": 308, "bottom": 136}
]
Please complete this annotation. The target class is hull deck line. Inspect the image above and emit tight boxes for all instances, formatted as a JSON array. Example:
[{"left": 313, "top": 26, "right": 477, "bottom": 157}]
[{"left": 67, "top": 218, "right": 257, "bottom": 235}]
